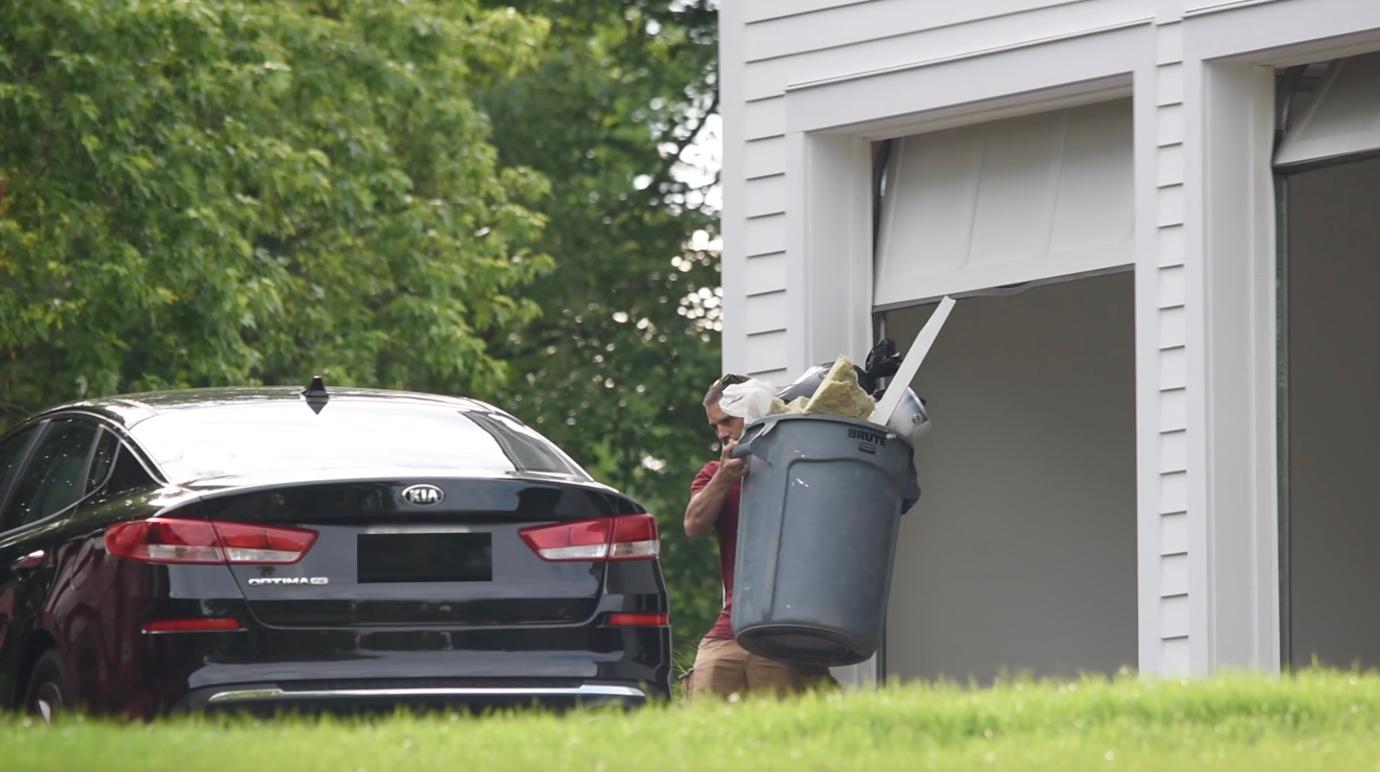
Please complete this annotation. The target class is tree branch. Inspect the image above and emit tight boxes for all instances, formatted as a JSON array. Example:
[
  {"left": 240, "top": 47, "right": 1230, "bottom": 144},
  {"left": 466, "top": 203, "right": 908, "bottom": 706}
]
[{"left": 647, "top": 88, "right": 719, "bottom": 192}]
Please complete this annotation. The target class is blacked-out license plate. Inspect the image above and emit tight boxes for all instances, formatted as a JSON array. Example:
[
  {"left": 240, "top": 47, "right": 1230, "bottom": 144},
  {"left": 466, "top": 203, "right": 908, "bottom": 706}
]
[{"left": 357, "top": 533, "right": 492, "bottom": 583}]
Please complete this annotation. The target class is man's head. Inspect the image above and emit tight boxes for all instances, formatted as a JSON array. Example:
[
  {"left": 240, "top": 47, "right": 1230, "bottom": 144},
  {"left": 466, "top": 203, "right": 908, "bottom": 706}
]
[{"left": 703, "top": 374, "right": 748, "bottom": 445}]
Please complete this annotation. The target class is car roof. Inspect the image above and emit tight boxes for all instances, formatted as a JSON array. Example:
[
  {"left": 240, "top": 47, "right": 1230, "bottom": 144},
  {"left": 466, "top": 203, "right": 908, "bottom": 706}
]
[{"left": 37, "top": 386, "right": 503, "bottom": 430}]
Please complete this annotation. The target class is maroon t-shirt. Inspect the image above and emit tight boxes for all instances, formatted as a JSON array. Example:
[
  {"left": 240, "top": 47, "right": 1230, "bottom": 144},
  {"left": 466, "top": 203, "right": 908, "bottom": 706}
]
[{"left": 692, "top": 460, "right": 741, "bottom": 640}]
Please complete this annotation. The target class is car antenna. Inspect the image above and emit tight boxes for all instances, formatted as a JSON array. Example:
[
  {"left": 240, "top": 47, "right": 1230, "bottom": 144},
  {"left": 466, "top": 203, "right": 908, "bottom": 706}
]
[{"left": 302, "top": 374, "right": 329, "bottom": 415}]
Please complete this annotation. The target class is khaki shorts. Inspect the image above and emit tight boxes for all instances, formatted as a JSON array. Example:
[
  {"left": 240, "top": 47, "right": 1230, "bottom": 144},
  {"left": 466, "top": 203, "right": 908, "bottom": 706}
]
[{"left": 683, "top": 636, "right": 836, "bottom": 701}]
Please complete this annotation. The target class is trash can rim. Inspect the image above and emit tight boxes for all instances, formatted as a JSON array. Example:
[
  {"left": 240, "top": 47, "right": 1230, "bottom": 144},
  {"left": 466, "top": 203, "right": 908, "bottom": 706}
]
[{"left": 741, "top": 412, "right": 915, "bottom": 451}]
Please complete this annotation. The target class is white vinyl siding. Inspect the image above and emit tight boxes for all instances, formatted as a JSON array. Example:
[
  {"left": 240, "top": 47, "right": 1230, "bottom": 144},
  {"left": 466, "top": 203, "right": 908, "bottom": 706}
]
[
  {"left": 743, "top": 175, "right": 787, "bottom": 218},
  {"left": 744, "top": 0, "right": 1143, "bottom": 64},
  {"left": 743, "top": 290, "right": 789, "bottom": 335},
  {"left": 744, "top": 213, "right": 786, "bottom": 257},
  {"left": 744, "top": 137, "right": 787, "bottom": 180},
  {"left": 743, "top": 253, "right": 788, "bottom": 296},
  {"left": 741, "top": 0, "right": 1152, "bottom": 102},
  {"left": 1150, "top": 28, "right": 1191, "bottom": 672},
  {"left": 744, "top": 330, "right": 790, "bottom": 374}
]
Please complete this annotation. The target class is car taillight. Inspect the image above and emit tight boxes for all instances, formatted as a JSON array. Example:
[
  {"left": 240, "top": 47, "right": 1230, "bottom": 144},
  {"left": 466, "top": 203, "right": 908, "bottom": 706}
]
[
  {"left": 606, "top": 612, "right": 669, "bottom": 627},
  {"left": 105, "top": 518, "right": 317, "bottom": 565},
  {"left": 519, "top": 514, "right": 659, "bottom": 562},
  {"left": 609, "top": 514, "right": 658, "bottom": 559},
  {"left": 213, "top": 521, "right": 317, "bottom": 563},
  {"left": 141, "top": 617, "right": 244, "bottom": 634}
]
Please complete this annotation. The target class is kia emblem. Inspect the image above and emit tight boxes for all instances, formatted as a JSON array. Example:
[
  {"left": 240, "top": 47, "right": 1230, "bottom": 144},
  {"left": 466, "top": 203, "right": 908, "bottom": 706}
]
[{"left": 401, "top": 484, "right": 445, "bottom": 506}]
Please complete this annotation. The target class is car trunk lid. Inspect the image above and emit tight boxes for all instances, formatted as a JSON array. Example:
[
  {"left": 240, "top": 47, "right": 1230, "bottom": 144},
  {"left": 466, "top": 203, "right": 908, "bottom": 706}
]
[{"left": 194, "top": 477, "right": 644, "bottom": 628}]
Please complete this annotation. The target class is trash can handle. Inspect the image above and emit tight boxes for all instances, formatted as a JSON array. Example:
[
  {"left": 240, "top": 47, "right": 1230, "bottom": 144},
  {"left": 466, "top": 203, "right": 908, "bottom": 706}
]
[
  {"left": 900, "top": 472, "right": 921, "bottom": 515},
  {"left": 729, "top": 419, "right": 775, "bottom": 460}
]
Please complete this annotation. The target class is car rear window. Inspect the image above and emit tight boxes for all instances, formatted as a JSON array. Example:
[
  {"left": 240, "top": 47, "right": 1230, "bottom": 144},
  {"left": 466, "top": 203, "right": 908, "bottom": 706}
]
[{"left": 128, "top": 402, "right": 586, "bottom": 484}]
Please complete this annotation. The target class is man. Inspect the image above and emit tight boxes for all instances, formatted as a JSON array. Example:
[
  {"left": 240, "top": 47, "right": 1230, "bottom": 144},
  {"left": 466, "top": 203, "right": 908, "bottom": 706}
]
[{"left": 681, "top": 374, "right": 833, "bottom": 700}]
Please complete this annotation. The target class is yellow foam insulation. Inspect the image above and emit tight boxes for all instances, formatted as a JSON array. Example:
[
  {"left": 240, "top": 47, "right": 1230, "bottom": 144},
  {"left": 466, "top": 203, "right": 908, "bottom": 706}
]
[{"left": 768, "top": 355, "right": 874, "bottom": 420}]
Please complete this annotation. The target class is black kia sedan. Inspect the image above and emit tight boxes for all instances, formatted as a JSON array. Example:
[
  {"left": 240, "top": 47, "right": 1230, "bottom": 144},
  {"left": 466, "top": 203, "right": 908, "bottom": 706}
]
[{"left": 0, "top": 383, "right": 671, "bottom": 719}]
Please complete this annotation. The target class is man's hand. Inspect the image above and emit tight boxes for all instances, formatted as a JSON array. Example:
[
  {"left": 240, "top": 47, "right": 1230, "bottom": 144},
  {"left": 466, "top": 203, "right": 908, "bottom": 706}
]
[{"left": 718, "top": 438, "right": 747, "bottom": 483}]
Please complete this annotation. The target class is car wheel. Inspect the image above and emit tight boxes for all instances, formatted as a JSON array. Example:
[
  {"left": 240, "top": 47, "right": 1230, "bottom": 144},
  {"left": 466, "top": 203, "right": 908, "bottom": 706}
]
[{"left": 23, "top": 650, "right": 70, "bottom": 723}]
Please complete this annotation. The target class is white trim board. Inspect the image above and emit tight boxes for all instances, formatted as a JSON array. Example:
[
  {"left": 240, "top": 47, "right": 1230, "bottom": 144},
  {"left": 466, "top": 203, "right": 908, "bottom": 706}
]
[{"left": 784, "top": 24, "right": 1148, "bottom": 135}]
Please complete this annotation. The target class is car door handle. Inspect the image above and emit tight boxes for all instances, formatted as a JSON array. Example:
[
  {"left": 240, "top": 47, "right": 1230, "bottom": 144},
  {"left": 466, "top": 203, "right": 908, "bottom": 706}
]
[{"left": 11, "top": 549, "right": 46, "bottom": 573}]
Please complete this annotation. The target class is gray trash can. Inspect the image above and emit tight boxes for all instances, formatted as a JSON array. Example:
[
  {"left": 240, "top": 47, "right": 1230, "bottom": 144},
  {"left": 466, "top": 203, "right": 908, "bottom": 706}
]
[{"left": 729, "top": 413, "right": 920, "bottom": 666}]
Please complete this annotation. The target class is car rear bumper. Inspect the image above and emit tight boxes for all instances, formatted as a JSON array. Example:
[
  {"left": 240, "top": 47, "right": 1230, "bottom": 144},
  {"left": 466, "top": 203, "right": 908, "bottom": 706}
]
[
  {"left": 180, "top": 681, "right": 652, "bottom": 714},
  {"left": 140, "top": 622, "right": 672, "bottom": 715}
]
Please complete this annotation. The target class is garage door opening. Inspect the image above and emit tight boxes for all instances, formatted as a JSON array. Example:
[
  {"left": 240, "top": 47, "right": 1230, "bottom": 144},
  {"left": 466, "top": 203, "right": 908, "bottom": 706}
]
[
  {"left": 879, "top": 273, "right": 1138, "bottom": 683},
  {"left": 1274, "top": 50, "right": 1380, "bottom": 670},
  {"left": 1280, "top": 155, "right": 1380, "bottom": 670}
]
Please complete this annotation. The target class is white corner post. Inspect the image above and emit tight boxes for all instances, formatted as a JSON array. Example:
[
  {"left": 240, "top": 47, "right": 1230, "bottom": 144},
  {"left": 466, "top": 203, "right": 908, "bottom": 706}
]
[{"left": 1185, "top": 57, "right": 1281, "bottom": 673}]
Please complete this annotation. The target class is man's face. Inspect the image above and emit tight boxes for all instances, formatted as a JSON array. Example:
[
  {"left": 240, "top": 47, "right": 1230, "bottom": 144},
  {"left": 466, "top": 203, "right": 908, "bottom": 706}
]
[{"left": 705, "top": 402, "right": 745, "bottom": 446}]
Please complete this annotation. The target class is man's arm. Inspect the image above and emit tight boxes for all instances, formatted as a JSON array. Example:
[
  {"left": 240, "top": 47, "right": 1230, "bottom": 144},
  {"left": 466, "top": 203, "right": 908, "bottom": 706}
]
[{"left": 683, "top": 439, "right": 746, "bottom": 539}]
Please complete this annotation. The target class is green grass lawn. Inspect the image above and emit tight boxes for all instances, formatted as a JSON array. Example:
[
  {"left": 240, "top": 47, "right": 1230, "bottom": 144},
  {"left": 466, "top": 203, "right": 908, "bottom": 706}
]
[{"left": 7, "top": 671, "right": 1380, "bottom": 771}]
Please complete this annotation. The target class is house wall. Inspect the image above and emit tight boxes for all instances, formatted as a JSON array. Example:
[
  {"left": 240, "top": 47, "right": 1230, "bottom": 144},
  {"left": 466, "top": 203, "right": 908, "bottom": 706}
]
[{"left": 719, "top": 0, "right": 1380, "bottom": 678}]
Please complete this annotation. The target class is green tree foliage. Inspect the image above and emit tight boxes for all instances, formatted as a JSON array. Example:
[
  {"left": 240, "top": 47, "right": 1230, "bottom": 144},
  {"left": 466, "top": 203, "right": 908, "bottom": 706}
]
[
  {"left": 475, "top": 0, "right": 725, "bottom": 658},
  {"left": 0, "top": 0, "right": 552, "bottom": 421}
]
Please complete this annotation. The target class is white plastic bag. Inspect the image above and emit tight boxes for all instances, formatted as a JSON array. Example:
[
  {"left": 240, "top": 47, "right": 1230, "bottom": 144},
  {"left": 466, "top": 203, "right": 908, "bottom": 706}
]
[{"left": 718, "top": 378, "right": 777, "bottom": 420}]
